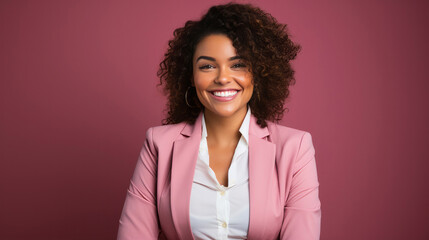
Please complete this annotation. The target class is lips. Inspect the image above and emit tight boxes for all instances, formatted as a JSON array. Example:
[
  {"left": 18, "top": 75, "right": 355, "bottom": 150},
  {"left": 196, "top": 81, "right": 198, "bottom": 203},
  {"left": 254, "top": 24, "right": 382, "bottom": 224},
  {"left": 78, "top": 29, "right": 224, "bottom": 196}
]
[
  {"left": 212, "top": 90, "right": 238, "bottom": 97},
  {"left": 208, "top": 89, "right": 240, "bottom": 102}
]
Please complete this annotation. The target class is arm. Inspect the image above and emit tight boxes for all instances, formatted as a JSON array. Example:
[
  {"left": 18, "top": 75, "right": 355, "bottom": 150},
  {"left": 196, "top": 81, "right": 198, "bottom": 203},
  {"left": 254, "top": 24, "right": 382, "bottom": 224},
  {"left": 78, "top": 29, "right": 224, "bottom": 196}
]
[
  {"left": 117, "top": 127, "right": 160, "bottom": 240},
  {"left": 280, "top": 132, "right": 321, "bottom": 240}
]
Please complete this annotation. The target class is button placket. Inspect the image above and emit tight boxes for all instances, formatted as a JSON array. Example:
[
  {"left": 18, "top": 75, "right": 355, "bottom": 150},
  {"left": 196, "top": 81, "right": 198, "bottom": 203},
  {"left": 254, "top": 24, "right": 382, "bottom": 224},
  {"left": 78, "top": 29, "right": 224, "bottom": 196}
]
[
  {"left": 217, "top": 185, "right": 229, "bottom": 239},
  {"left": 190, "top": 110, "right": 250, "bottom": 240}
]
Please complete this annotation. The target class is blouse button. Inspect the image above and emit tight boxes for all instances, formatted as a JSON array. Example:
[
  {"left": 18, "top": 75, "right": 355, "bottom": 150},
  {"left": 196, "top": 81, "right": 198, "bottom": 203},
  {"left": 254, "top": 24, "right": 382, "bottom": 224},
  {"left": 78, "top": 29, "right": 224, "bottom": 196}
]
[
  {"left": 222, "top": 222, "right": 227, "bottom": 228},
  {"left": 220, "top": 190, "right": 225, "bottom": 196}
]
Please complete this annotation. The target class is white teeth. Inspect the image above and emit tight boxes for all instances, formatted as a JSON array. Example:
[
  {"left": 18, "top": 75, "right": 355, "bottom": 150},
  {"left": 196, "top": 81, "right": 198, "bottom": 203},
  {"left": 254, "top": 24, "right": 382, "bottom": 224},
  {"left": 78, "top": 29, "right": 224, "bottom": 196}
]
[{"left": 213, "top": 90, "right": 238, "bottom": 97}]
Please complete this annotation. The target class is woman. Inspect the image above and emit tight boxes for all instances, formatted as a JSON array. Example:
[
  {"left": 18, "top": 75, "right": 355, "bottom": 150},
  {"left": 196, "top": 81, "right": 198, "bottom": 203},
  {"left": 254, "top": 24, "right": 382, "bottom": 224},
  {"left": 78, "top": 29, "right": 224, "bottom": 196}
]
[{"left": 117, "top": 2, "right": 321, "bottom": 240}]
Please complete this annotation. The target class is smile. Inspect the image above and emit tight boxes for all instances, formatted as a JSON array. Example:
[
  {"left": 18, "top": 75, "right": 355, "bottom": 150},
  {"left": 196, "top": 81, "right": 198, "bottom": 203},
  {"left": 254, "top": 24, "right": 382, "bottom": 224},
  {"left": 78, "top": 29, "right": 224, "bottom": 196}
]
[
  {"left": 212, "top": 90, "right": 238, "bottom": 97},
  {"left": 209, "top": 90, "right": 240, "bottom": 102}
]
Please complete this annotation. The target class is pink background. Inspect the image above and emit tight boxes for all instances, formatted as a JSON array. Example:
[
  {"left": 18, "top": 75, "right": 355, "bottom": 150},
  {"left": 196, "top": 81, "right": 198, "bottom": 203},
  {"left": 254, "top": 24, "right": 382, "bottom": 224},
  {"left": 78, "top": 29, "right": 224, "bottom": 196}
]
[{"left": 1, "top": 0, "right": 428, "bottom": 239}]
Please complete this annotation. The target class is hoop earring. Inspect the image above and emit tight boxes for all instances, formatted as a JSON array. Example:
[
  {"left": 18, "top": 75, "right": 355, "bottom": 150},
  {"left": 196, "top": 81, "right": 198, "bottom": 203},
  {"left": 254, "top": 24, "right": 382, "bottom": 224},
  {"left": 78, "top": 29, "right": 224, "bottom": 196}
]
[{"left": 185, "top": 87, "right": 198, "bottom": 108}]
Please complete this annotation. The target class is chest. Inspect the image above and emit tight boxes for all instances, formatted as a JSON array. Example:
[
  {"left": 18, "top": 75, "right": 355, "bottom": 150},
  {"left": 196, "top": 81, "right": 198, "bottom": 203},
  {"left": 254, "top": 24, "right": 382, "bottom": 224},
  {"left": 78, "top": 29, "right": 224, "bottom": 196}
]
[
  {"left": 155, "top": 128, "right": 289, "bottom": 240},
  {"left": 207, "top": 143, "right": 238, "bottom": 186}
]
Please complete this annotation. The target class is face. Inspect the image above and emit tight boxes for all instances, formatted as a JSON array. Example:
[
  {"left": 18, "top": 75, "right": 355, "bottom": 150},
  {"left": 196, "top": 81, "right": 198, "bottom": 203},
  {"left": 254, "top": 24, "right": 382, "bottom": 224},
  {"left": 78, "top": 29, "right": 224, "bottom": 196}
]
[{"left": 192, "top": 34, "right": 254, "bottom": 120}]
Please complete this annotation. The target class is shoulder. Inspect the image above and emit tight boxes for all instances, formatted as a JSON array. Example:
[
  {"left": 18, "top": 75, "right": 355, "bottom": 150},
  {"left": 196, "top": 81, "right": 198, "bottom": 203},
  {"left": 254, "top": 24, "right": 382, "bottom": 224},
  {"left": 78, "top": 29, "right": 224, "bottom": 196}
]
[
  {"left": 264, "top": 122, "right": 316, "bottom": 174},
  {"left": 144, "top": 121, "right": 187, "bottom": 147},
  {"left": 265, "top": 121, "right": 314, "bottom": 154}
]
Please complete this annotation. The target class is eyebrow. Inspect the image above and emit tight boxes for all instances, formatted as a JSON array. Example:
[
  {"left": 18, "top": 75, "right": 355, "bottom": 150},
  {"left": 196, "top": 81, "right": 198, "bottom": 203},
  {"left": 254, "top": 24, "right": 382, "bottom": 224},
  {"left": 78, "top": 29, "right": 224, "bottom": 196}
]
[{"left": 196, "top": 55, "right": 242, "bottom": 63}]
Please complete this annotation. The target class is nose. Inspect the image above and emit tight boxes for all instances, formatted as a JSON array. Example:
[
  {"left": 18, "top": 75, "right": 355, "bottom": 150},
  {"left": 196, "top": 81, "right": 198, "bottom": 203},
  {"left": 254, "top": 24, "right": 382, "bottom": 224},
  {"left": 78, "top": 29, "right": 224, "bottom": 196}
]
[{"left": 214, "top": 66, "right": 231, "bottom": 85}]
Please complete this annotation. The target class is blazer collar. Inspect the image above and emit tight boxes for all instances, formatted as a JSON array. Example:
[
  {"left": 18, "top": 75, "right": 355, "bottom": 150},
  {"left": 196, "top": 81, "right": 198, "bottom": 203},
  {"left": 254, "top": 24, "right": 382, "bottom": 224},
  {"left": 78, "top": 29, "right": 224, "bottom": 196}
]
[
  {"left": 170, "top": 111, "right": 275, "bottom": 240},
  {"left": 180, "top": 110, "right": 270, "bottom": 139}
]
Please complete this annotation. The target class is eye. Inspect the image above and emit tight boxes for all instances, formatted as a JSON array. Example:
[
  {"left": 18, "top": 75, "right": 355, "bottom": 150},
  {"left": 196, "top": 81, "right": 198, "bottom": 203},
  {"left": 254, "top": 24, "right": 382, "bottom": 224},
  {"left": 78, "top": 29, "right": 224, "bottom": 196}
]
[
  {"left": 232, "top": 63, "right": 247, "bottom": 68},
  {"left": 199, "top": 64, "right": 215, "bottom": 70}
]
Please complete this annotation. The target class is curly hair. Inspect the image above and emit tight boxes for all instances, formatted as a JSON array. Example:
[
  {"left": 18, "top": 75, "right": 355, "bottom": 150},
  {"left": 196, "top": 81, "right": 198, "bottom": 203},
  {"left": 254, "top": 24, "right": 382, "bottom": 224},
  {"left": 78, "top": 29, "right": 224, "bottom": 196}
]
[{"left": 157, "top": 2, "right": 301, "bottom": 128}]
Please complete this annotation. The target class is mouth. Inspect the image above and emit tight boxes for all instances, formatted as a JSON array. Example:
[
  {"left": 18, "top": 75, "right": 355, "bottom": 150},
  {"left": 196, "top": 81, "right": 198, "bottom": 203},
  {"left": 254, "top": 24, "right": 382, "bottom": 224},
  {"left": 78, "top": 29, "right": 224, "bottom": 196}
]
[
  {"left": 208, "top": 89, "right": 240, "bottom": 102},
  {"left": 210, "top": 90, "right": 239, "bottom": 97}
]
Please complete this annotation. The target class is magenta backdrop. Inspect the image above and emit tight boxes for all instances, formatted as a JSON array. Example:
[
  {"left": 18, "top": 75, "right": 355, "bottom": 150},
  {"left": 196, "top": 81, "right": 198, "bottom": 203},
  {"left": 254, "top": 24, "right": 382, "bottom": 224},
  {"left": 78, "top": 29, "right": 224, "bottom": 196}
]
[{"left": 1, "top": 0, "right": 428, "bottom": 239}]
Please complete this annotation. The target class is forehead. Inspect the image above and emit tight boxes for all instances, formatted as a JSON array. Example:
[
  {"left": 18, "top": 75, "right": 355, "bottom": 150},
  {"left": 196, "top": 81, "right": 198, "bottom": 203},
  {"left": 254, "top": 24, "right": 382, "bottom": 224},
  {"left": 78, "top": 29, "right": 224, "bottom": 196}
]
[{"left": 193, "top": 34, "right": 238, "bottom": 61}]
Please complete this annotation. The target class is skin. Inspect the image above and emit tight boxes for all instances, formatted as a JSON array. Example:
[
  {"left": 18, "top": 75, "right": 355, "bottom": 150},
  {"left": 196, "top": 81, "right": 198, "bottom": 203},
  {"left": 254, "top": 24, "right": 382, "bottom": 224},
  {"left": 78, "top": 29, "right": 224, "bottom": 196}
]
[{"left": 192, "top": 34, "right": 254, "bottom": 186}]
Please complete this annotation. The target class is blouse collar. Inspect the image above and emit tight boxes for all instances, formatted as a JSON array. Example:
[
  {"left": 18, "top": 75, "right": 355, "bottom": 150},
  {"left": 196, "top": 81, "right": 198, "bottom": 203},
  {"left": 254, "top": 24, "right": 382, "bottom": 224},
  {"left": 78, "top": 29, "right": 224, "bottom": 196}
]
[{"left": 201, "top": 106, "right": 251, "bottom": 144}]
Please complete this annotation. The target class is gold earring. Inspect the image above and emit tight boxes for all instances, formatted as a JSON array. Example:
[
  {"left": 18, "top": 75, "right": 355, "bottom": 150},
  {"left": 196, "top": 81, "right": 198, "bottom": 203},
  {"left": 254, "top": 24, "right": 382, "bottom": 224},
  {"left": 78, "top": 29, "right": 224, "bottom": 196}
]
[{"left": 185, "top": 87, "right": 198, "bottom": 108}]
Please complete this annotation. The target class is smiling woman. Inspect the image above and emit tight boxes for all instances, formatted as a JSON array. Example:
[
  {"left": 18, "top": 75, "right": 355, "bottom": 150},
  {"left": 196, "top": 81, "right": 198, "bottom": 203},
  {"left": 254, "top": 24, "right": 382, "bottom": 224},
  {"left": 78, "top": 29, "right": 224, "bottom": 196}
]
[{"left": 117, "top": 2, "right": 321, "bottom": 240}]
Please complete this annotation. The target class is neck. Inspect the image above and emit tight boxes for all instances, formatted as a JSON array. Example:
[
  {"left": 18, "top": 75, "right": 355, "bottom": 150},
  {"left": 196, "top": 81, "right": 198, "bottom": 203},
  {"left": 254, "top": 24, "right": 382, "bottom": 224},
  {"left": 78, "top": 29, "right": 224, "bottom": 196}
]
[{"left": 203, "top": 108, "right": 247, "bottom": 146}]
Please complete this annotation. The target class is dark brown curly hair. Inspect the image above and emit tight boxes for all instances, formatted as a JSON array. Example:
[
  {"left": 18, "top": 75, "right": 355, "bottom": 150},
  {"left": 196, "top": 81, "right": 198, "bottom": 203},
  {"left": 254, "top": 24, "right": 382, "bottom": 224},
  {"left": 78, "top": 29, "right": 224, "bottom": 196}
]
[{"left": 157, "top": 2, "right": 301, "bottom": 128}]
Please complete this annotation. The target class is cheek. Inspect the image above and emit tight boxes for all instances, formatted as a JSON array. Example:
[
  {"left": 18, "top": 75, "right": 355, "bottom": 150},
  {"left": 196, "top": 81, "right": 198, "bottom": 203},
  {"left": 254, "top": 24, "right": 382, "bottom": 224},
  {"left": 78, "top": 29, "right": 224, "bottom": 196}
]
[
  {"left": 194, "top": 80, "right": 208, "bottom": 95},
  {"left": 193, "top": 77, "right": 209, "bottom": 103},
  {"left": 239, "top": 75, "right": 254, "bottom": 91},
  {"left": 237, "top": 71, "right": 253, "bottom": 85},
  {"left": 242, "top": 77, "right": 254, "bottom": 100},
  {"left": 193, "top": 71, "right": 205, "bottom": 85},
  {"left": 193, "top": 73, "right": 213, "bottom": 92}
]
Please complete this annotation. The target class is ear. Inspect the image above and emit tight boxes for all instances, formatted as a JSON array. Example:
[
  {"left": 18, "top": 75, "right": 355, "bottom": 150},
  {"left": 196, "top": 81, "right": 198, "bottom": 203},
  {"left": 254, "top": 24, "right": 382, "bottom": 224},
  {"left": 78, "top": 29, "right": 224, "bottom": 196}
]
[{"left": 190, "top": 76, "right": 195, "bottom": 87}]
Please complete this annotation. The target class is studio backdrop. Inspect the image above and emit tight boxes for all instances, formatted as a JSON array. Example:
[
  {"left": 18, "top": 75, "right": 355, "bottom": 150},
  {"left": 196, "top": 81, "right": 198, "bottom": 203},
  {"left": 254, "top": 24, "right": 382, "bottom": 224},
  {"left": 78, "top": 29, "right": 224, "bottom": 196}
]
[{"left": 1, "top": 0, "right": 428, "bottom": 239}]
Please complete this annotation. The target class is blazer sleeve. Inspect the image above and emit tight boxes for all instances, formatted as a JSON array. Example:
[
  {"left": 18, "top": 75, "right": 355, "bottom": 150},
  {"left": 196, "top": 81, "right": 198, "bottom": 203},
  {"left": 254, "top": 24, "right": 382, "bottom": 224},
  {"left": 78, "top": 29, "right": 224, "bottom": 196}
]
[
  {"left": 280, "top": 132, "right": 321, "bottom": 240},
  {"left": 117, "top": 127, "right": 160, "bottom": 240}
]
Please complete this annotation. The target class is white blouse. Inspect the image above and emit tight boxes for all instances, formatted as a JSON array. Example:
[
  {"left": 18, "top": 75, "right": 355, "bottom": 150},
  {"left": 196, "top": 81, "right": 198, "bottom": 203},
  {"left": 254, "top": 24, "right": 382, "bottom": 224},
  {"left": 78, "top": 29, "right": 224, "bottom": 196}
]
[{"left": 189, "top": 107, "right": 251, "bottom": 240}]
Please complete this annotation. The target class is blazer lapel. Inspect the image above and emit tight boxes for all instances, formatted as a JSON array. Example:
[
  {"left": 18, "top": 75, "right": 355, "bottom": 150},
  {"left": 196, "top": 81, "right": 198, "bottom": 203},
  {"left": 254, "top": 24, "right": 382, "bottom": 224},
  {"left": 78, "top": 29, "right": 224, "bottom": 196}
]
[
  {"left": 170, "top": 112, "right": 203, "bottom": 240},
  {"left": 247, "top": 115, "right": 277, "bottom": 239}
]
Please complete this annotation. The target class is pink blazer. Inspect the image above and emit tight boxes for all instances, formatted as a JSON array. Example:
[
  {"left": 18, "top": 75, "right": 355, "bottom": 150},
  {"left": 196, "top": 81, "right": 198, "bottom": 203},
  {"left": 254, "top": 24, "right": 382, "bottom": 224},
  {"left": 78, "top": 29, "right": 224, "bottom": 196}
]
[{"left": 117, "top": 112, "right": 321, "bottom": 239}]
